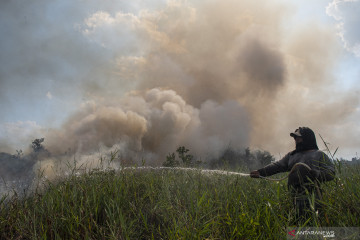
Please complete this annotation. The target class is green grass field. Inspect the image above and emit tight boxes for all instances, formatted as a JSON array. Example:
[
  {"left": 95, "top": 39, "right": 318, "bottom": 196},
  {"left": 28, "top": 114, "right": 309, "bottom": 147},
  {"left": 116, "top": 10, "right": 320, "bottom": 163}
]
[{"left": 0, "top": 161, "right": 359, "bottom": 239}]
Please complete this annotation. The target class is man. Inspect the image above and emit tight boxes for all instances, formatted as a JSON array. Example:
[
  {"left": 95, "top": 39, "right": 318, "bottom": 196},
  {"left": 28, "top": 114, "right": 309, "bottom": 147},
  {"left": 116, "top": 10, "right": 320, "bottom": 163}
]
[{"left": 250, "top": 127, "right": 335, "bottom": 221}]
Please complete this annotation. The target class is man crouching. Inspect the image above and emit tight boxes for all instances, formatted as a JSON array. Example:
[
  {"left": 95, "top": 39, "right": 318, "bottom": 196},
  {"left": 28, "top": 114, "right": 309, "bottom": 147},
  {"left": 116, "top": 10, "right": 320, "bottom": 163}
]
[{"left": 250, "top": 127, "right": 335, "bottom": 222}]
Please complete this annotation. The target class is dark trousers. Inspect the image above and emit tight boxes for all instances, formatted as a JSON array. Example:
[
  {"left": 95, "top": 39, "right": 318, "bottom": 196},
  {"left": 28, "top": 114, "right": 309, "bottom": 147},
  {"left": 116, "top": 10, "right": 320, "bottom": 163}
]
[
  {"left": 288, "top": 165, "right": 323, "bottom": 223},
  {"left": 290, "top": 184, "right": 323, "bottom": 223}
]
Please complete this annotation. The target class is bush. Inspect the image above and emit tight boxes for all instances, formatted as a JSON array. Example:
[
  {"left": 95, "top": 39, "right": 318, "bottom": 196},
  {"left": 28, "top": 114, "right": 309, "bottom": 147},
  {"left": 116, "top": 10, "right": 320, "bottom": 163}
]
[
  {"left": 163, "top": 146, "right": 202, "bottom": 167},
  {"left": 209, "top": 147, "right": 275, "bottom": 170}
]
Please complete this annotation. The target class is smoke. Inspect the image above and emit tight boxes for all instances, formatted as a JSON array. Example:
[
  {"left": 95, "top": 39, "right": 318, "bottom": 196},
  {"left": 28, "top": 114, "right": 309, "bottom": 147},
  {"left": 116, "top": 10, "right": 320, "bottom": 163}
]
[
  {"left": 43, "top": 88, "right": 249, "bottom": 165},
  {"left": 33, "top": 0, "right": 289, "bottom": 172},
  {"left": 1, "top": 0, "right": 359, "bottom": 183}
]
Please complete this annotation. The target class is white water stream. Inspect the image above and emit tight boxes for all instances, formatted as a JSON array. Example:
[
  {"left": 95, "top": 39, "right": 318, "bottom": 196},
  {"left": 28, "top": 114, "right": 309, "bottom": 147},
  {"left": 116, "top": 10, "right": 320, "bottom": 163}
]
[{"left": 120, "top": 166, "right": 251, "bottom": 177}]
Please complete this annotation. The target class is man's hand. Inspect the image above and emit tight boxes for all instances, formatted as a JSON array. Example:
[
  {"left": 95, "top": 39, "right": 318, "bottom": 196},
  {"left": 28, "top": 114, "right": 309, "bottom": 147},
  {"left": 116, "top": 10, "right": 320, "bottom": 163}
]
[{"left": 250, "top": 170, "right": 260, "bottom": 178}]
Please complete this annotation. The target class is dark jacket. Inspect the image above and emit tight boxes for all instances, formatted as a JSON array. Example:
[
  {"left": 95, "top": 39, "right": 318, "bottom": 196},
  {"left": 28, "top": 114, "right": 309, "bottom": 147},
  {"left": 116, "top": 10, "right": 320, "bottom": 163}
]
[{"left": 258, "top": 150, "right": 335, "bottom": 186}]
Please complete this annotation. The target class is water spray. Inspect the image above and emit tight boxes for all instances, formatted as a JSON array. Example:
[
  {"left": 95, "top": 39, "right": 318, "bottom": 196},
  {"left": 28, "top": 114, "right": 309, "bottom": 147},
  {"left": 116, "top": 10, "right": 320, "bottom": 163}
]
[
  {"left": 120, "top": 166, "right": 251, "bottom": 177},
  {"left": 120, "top": 162, "right": 312, "bottom": 181}
]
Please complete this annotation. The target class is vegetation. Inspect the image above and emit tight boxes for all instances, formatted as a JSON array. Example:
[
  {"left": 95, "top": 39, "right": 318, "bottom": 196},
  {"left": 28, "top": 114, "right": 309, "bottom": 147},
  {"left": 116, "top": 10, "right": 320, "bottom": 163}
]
[
  {"left": 31, "top": 138, "right": 45, "bottom": 153},
  {"left": 163, "top": 146, "right": 202, "bottom": 168},
  {"left": 163, "top": 146, "right": 274, "bottom": 171},
  {"left": 208, "top": 147, "right": 275, "bottom": 170},
  {"left": 0, "top": 154, "right": 359, "bottom": 239}
]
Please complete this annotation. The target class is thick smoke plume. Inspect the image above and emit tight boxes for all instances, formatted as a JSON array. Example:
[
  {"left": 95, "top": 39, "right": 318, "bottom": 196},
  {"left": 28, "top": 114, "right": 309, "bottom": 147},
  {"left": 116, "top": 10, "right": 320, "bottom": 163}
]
[
  {"left": 45, "top": 88, "right": 249, "bottom": 165},
  {"left": 38, "top": 0, "right": 288, "bottom": 170},
  {"left": 1, "top": 0, "right": 359, "bottom": 183}
]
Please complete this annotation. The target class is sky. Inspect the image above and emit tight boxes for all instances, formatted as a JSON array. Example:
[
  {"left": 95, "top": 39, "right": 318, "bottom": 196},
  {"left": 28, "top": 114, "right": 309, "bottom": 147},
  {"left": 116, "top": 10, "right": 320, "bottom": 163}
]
[{"left": 0, "top": 0, "right": 359, "bottom": 165}]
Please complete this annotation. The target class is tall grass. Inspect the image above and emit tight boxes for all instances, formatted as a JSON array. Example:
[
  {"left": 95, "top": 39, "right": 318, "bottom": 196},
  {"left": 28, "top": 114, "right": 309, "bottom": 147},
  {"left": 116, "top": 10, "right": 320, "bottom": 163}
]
[{"left": 0, "top": 161, "right": 359, "bottom": 239}]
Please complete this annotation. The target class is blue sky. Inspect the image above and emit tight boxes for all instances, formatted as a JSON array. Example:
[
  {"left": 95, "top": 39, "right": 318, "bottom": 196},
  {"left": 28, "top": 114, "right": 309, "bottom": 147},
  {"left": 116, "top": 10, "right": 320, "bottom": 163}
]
[{"left": 0, "top": 0, "right": 359, "bottom": 160}]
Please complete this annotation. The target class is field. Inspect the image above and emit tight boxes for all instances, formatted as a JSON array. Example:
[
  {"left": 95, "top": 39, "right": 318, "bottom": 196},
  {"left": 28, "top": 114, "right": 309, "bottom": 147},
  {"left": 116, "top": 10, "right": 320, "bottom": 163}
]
[{"left": 0, "top": 161, "right": 359, "bottom": 239}]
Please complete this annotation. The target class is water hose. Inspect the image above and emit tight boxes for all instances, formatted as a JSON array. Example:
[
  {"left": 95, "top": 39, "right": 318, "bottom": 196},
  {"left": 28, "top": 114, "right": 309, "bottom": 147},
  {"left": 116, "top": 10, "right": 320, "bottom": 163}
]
[{"left": 121, "top": 163, "right": 314, "bottom": 180}]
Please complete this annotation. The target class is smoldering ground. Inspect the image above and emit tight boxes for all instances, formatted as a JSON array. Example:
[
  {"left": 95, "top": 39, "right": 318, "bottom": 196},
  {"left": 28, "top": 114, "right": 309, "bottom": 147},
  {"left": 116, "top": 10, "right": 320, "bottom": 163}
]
[{"left": 0, "top": 0, "right": 359, "bottom": 186}]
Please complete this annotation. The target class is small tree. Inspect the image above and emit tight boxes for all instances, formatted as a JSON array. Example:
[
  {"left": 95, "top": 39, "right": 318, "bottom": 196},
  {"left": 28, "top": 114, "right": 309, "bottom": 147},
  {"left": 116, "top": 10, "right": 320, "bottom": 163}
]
[
  {"left": 12, "top": 149, "right": 23, "bottom": 159},
  {"left": 31, "top": 138, "right": 45, "bottom": 153},
  {"left": 163, "top": 152, "right": 179, "bottom": 167},
  {"left": 163, "top": 146, "right": 200, "bottom": 167},
  {"left": 176, "top": 146, "right": 194, "bottom": 167}
]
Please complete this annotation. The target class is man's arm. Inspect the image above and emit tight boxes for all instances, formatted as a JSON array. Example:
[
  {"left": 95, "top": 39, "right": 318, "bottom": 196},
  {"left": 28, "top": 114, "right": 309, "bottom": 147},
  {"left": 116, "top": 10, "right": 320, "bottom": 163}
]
[{"left": 253, "top": 152, "right": 291, "bottom": 177}]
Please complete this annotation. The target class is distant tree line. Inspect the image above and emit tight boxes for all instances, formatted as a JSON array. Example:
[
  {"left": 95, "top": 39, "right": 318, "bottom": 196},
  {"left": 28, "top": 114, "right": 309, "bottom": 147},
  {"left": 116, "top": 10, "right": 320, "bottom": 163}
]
[
  {"left": 163, "top": 146, "right": 275, "bottom": 170},
  {"left": 0, "top": 138, "right": 47, "bottom": 182},
  {"left": 338, "top": 156, "right": 360, "bottom": 165},
  {"left": 10, "top": 138, "right": 48, "bottom": 160},
  {"left": 208, "top": 147, "right": 274, "bottom": 170}
]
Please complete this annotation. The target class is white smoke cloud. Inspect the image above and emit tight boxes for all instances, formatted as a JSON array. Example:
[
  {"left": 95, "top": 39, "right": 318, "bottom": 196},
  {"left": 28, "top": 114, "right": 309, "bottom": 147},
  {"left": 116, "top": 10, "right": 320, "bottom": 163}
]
[
  {"left": 1, "top": 0, "right": 359, "bottom": 174},
  {"left": 82, "top": 11, "right": 140, "bottom": 53},
  {"left": 326, "top": 0, "right": 360, "bottom": 57},
  {"left": 44, "top": 88, "right": 249, "bottom": 165}
]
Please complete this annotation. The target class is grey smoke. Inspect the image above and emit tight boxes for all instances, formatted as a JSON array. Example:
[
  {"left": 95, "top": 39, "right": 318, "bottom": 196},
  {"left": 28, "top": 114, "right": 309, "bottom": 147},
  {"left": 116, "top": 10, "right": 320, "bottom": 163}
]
[
  {"left": 0, "top": 0, "right": 359, "bottom": 183},
  {"left": 37, "top": 0, "right": 288, "bottom": 167},
  {"left": 44, "top": 89, "right": 249, "bottom": 164}
]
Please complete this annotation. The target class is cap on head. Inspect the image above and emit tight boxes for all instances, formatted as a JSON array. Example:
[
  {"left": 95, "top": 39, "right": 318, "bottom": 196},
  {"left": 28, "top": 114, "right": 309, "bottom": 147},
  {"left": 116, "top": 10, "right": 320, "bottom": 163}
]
[
  {"left": 290, "top": 128, "right": 302, "bottom": 138},
  {"left": 289, "top": 127, "right": 319, "bottom": 152}
]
